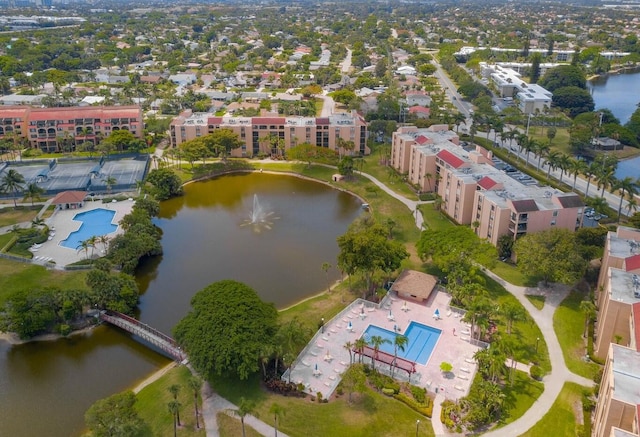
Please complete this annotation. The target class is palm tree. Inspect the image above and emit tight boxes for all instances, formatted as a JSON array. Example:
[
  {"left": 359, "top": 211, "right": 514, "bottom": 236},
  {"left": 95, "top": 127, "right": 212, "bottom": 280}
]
[
  {"left": 76, "top": 239, "right": 92, "bottom": 259},
  {"left": 269, "top": 403, "right": 285, "bottom": 437},
  {"left": 321, "top": 262, "right": 332, "bottom": 292},
  {"left": 1, "top": 169, "right": 26, "bottom": 208},
  {"left": 614, "top": 176, "right": 638, "bottom": 222},
  {"left": 187, "top": 376, "right": 202, "bottom": 429},
  {"left": 570, "top": 159, "right": 587, "bottom": 192},
  {"left": 557, "top": 153, "right": 573, "bottom": 184},
  {"left": 453, "top": 112, "right": 466, "bottom": 133},
  {"left": 168, "top": 400, "right": 181, "bottom": 437},
  {"left": 584, "top": 161, "right": 598, "bottom": 198},
  {"left": 368, "top": 335, "right": 391, "bottom": 371},
  {"left": 87, "top": 235, "right": 98, "bottom": 258},
  {"left": 391, "top": 335, "right": 408, "bottom": 377},
  {"left": 627, "top": 197, "right": 638, "bottom": 216},
  {"left": 97, "top": 235, "right": 110, "bottom": 254},
  {"left": 354, "top": 337, "right": 368, "bottom": 364},
  {"left": 500, "top": 302, "right": 525, "bottom": 335},
  {"left": 226, "top": 397, "right": 256, "bottom": 437},
  {"left": 424, "top": 172, "right": 433, "bottom": 192},
  {"left": 535, "top": 141, "right": 549, "bottom": 172},
  {"left": 23, "top": 182, "right": 45, "bottom": 206},
  {"left": 598, "top": 168, "right": 616, "bottom": 198},
  {"left": 168, "top": 384, "right": 181, "bottom": 400},
  {"left": 104, "top": 176, "right": 117, "bottom": 195},
  {"left": 545, "top": 150, "right": 561, "bottom": 182},
  {"left": 343, "top": 341, "right": 354, "bottom": 365},
  {"left": 580, "top": 300, "right": 597, "bottom": 338}
]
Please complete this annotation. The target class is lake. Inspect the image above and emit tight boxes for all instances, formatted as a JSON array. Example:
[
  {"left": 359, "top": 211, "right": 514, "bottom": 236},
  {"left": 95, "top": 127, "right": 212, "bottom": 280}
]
[
  {"left": 588, "top": 68, "right": 640, "bottom": 125},
  {"left": 0, "top": 173, "right": 362, "bottom": 436}
]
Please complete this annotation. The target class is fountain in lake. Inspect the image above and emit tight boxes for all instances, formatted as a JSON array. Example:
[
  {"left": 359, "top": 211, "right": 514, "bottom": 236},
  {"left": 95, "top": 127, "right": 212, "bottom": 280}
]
[{"left": 241, "top": 194, "right": 278, "bottom": 232}]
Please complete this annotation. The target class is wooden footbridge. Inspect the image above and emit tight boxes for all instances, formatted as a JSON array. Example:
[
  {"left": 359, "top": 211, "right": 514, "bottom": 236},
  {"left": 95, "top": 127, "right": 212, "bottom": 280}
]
[{"left": 99, "top": 310, "right": 187, "bottom": 362}]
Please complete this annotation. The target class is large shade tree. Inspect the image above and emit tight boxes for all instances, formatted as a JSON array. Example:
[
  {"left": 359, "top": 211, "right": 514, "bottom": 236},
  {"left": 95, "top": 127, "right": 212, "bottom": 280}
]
[
  {"left": 174, "top": 280, "right": 278, "bottom": 379},
  {"left": 514, "top": 228, "right": 587, "bottom": 286}
]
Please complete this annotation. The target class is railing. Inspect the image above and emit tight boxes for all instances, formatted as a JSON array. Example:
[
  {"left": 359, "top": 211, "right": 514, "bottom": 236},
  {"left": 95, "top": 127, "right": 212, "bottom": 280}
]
[{"left": 100, "top": 310, "right": 185, "bottom": 361}]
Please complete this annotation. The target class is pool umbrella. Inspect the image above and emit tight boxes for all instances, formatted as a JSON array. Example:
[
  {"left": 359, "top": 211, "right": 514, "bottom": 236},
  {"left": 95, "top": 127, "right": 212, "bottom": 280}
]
[
  {"left": 315, "top": 363, "right": 318, "bottom": 370},
  {"left": 348, "top": 321, "right": 352, "bottom": 329},
  {"left": 434, "top": 309, "right": 440, "bottom": 318}
]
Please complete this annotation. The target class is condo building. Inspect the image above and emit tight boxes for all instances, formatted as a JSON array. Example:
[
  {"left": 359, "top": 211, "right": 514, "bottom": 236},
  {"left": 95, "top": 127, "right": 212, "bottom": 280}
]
[
  {"left": 480, "top": 63, "right": 553, "bottom": 114},
  {"left": 391, "top": 125, "right": 583, "bottom": 245},
  {"left": 169, "top": 110, "right": 368, "bottom": 157},
  {"left": 0, "top": 106, "right": 143, "bottom": 153}
]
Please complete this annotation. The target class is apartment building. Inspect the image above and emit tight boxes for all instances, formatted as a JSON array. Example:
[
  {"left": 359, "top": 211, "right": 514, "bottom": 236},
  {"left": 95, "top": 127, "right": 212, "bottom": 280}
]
[
  {"left": 391, "top": 125, "right": 583, "bottom": 245},
  {"left": 594, "top": 227, "right": 640, "bottom": 360},
  {"left": 0, "top": 105, "right": 143, "bottom": 152},
  {"left": 169, "top": 110, "right": 368, "bottom": 157},
  {"left": 480, "top": 63, "right": 552, "bottom": 114},
  {"left": 593, "top": 344, "right": 640, "bottom": 437}
]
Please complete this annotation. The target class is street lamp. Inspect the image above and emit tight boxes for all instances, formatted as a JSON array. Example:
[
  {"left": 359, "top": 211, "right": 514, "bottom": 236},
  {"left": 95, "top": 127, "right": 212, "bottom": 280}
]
[
  {"left": 416, "top": 419, "right": 420, "bottom": 437},
  {"left": 321, "top": 317, "right": 325, "bottom": 333},
  {"left": 535, "top": 337, "right": 540, "bottom": 353}
]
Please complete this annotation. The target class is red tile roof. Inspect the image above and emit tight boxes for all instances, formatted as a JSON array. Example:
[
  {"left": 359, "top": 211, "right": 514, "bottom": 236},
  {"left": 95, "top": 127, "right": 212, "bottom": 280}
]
[
  {"left": 436, "top": 149, "right": 465, "bottom": 169},
  {"left": 316, "top": 117, "right": 330, "bottom": 125},
  {"left": 0, "top": 107, "right": 30, "bottom": 118},
  {"left": 52, "top": 191, "right": 87, "bottom": 205},
  {"left": 415, "top": 135, "right": 429, "bottom": 145},
  {"left": 625, "top": 254, "right": 640, "bottom": 272},
  {"left": 408, "top": 106, "right": 430, "bottom": 115},
  {"left": 207, "top": 117, "right": 223, "bottom": 125},
  {"left": 478, "top": 176, "right": 497, "bottom": 190}
]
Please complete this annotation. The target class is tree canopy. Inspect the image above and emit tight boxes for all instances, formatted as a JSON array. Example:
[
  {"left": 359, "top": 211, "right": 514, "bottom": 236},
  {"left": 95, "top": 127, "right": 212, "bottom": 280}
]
[
  {"left": 539, "top": 65, "right": 586, "bottom": 92},
  {"left": 174, "top": 280, "right": 279, "bottom": 379},
  {"left": 513, "top": 228, "right": 587, "bottom": 285},
  {"left": 85, "top": 391, "right": 146, "bottom": 437},
  {"left": 551, "top": 86, "right": 595, "bottom": 118},
  {"left": 146, "top": 168, "right": 183, "bottom": 200}
]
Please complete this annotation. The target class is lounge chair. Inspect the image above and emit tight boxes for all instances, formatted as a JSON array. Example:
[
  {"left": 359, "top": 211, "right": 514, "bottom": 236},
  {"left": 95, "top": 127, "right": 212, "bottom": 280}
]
[
  {"left": 446, "top": 309, "right": 452, "bottom": 317},
  {"left": 310, "top": 351, "right": 318, "bottom": 357},
  {"left": 322, "top": 335, "right": 330, "bottom": 341},
  {"left": 316, "top": 342, "right": 324, "bottom": 348},
  {"left": 465, "top": 357, "right": 475, "bottom": 364},
  {"left": 367, "top": 307, "right": 376, "bottom": 312},
  {"left": 460, "top": 367, "right": 471, "bottom": 373},
  {"left": 457, "top": 374, "right": 469, "bottom": 380},
  {"left": 455, "top": 385, "right": 465, "bottom": 391},
  {"left": 340, "top": 361, "right": 348, "bottom": 366},
  {"left": 324, "top": 381, "right": 331, "bottom": 387},
  {"left": 302, "top": 360, "right": 311, "bottom": 367},
  {"left": 329, "top": 375, "right": 336, "bottom": 381},
  {"left": 330, "top": 328, "right": 337, "bottom": 333}
]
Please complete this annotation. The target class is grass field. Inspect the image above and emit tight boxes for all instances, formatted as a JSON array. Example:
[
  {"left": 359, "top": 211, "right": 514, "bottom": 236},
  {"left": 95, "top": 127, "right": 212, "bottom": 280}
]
[
  {"left": 0, "top": 256, "right": 89, "bottom": 304},
  {"left": 210, "top": 373, "right": 435, "bottom": 437},
  {"left": 553, "top": 290, "right": 601, "bottom": 380},
  {"left": 0, "top": 205, "right": 42, "bottom": 227},
  {"left": 496, "top": 371, "right": 544, "bottom": 428},
  {"left": 135, "top": 365, "right": 204, "bottom": 437},
  {"left": 218, "top": 413, "right": 262, "bottom": 437},
  {"left": 519, "top": 382, "right": 589, "bottom": 437}
]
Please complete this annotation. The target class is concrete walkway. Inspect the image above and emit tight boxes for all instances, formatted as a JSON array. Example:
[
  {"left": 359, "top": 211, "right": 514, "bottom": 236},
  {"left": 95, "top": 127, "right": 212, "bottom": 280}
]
[
  {"left": 350, "top": 170, "right": 595, "bottom": 435},
  {"left": 201, "top": 381, "right": 289, "bottom": 437},
  {"left": 480, "top": 270, "right": 594, "bottom": 437}
]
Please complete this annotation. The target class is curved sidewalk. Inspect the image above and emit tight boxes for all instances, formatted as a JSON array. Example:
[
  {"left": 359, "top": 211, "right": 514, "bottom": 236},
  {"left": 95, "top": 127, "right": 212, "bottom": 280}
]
[{"left": 354, "top": 170, "right": 595, "bottom": 436}]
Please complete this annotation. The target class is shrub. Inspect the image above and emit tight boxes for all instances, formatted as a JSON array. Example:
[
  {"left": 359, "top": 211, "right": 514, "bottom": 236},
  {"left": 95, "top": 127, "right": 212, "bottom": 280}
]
[
  {"left": 530, "top": 365, "right": 543, "bottom": 380},
  {"left": 393, "top": 392, "right": 433, "bottom": 418},
  {"left": 411, "top": 385, "right": 427, "bottom": 404},
  {"left": 316, "top": 392, "right": 323, "bottom": 403},
  {"left": 58, "top": 324, "right": 71, "bottom": 336},
  {"left": 382, "top": 388, "right": 395, "bottom": 396}
]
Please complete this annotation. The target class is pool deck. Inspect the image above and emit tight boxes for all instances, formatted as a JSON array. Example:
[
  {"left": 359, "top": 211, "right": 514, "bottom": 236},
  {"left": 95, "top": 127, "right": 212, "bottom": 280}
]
[
  {"left": 28, "top": 199, "right": 134, "bottom": 268},
  {"left": 286, "top": 290, "right": 483, "bottom": 401}
]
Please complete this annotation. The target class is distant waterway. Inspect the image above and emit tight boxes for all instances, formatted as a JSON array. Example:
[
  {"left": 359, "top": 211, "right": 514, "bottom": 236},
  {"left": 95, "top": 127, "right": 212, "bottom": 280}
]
[{"left": 588, "top": 68, "right": 640, "bottom": 124}]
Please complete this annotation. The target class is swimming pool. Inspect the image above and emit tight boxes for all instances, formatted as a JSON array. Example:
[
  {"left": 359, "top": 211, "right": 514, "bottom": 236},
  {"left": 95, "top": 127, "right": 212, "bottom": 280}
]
[
  {"left": 61, "top": 209, "right": 118, "bottom": 250},
  {"left": 363, "top": 322, "right": 441, "bottom": 365}
]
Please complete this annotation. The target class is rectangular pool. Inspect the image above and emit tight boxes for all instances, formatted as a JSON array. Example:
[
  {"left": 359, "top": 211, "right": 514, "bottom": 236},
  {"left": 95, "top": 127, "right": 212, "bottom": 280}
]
[{"left": 363, "top": 321, "right": 441, "bottom": 365}]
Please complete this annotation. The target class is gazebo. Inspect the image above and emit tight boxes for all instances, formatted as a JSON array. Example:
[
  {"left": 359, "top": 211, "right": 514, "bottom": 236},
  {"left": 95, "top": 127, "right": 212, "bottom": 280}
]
[
  {"left": 52, "top": 190, "right": 87, "bottom": 210},
  {"left": 391, "top": 269, "right": 438, "bottom": 303}
]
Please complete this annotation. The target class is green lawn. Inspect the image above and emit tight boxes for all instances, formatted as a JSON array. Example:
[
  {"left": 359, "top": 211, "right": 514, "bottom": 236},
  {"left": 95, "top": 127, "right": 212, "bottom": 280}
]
[
  {"left": 418, "top": 205, "right": 455, "bottom": 232},
  {"left": 491, "top": 261, "right": 531, "bottom": 287},
  {"left": 553, "top": 290, "right": 601, "bottom": 380},
  {"left": 519, "top": 382, "right": 589, "bottom": 437},
  {"left": 483, "top": 274, "right": 551, "bottom": 373},
  {"left": 0, "top": 256, "right": 89, "bottom": 304},
  {"left": 359, "top": 153, "right": 420, "bottom": 201},
  {"left": 0, "top": 205, "right": 42, "bottom": 227},
  {"left": 527, "top": 127, "right": 572, "bottom": 155},
  {"left": 218, "top": 413, "right": 262, "bottom": 437},
  {"left": 496, "top": 371, "right": 544, "bottom": 427},
  {"left": 526, "top": 295, "right": 546, "bottom": 310},
  {"left": 135, "top": 365, "right": 204, "bottom": 437}
]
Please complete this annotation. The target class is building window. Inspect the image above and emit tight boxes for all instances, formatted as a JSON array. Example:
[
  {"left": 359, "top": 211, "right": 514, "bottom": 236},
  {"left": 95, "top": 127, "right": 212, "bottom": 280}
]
[{"left": 552, "top": 210, "right": 558, "bottom": 217}]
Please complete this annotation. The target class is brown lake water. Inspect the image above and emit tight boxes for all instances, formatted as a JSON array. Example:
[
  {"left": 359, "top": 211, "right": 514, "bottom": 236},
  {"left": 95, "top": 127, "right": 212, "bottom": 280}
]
[{"left": 0, "top": 173, "right": 362, "bottom": 437}]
